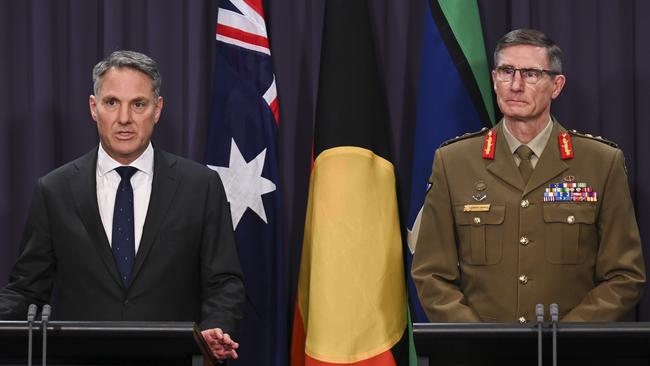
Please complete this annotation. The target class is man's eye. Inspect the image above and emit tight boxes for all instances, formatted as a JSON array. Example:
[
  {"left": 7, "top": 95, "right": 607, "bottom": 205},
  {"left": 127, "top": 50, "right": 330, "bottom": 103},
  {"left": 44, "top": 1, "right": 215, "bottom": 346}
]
[
  {"left": 502, "top": 67, "right": 515, "bottom": 75},
  {"left": 105, "top": 100, "right": 117, "bottom": 106},
  {"left": 134, "top": 102, "right": 145, "bottom": 108},
  {"left": 523, "top": 70, "right": 540, "bottom": 78}
]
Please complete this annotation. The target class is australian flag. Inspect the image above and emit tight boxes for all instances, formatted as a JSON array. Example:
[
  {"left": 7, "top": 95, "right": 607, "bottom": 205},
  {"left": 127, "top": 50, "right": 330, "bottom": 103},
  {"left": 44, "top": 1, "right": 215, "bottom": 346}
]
[{"left": 205, "top": 0, "right": 287, "bottom": 365}]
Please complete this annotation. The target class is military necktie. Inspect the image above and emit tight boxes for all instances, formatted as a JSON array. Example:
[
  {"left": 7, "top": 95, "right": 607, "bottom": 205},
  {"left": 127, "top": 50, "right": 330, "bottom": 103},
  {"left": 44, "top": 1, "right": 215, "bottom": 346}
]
[
  {"left": 516, "top": 145, "right": 534, "bottom": 184},
  {"left": 112, "top": 166, "right": 138, "bottom": 287}
]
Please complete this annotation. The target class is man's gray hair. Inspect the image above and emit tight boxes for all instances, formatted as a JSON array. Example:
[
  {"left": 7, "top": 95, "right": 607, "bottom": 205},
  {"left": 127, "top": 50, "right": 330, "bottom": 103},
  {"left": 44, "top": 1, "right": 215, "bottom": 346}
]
[
  {"left": 494, "top": 29, "right": 563, "bottom": 73},
  {"left": 92, "top": 50, "right": 161, "bottom": 97}
]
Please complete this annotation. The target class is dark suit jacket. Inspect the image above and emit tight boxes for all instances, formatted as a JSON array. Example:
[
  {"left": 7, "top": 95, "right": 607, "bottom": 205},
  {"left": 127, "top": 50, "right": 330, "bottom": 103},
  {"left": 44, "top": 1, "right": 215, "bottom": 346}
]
[
  {"left": 412, "top": 120, "right": 645, "bottom": 323},
  {"left": 0, "top": 147, "right": 244, "bottom": 334}
]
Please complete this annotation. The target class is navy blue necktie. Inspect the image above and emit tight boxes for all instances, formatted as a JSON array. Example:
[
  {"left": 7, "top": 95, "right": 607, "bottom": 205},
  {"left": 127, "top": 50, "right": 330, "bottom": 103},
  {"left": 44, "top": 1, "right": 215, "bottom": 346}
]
[{"left": 112, "top": 166, "right": 138, "bottom": 287}]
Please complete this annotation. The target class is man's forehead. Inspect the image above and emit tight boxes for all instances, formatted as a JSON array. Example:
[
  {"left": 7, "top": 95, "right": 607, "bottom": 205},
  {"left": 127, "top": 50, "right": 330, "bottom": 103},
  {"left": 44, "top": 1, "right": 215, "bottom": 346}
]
[
  {"left": 497, "top": 45, "right": 550, "bottom": 67},
  {"left": 97, "top": 68, "right": 156, "bottom": 98}
]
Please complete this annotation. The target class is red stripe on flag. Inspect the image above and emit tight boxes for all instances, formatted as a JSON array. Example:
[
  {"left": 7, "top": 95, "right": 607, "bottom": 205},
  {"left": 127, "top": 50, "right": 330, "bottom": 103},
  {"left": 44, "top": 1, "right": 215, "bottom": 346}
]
[
  {"left": 291, "top": 304, "right": 306, "bottom": 366},
  {"left": 216, "top": 23, "right": 269, "bottom": 50},
  {"left": 291, "top": 301, "right": 397, "bottom": 366},
  {"left": 304, "top": 351, "right": 396, "bottom": 366},
  {"left": 269, "top": 98, "right": 280, "bottom": 126},
  {"left": 242, "top": 0, "right": 264, "bottom": 18}
]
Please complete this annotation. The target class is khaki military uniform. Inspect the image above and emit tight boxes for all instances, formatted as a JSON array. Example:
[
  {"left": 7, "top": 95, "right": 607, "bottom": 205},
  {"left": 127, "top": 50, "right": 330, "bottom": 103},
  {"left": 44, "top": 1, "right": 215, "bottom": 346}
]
[{"left": 411, "top": 120, "right": 646, "bottom": 322}]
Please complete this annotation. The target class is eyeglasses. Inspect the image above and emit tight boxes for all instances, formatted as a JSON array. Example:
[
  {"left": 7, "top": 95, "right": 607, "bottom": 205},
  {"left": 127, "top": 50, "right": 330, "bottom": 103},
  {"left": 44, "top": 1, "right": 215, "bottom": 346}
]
[{"left": 494, "top": 66, "right": 560, "bottom": 84}]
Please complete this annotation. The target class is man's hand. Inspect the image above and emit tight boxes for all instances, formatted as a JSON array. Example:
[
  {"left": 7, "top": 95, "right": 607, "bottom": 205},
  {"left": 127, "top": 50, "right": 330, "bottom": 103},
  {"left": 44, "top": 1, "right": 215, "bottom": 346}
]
[{"left": 201, "top": 328, "right": 239, "bottom": 360}]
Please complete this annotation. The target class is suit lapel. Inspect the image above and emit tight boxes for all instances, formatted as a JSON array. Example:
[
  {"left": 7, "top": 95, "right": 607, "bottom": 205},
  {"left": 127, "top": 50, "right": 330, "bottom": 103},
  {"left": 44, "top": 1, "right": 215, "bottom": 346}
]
[
  {"left": 131, "top": 149, "right": 180, "bottom": 283},
  {"left": 69, "top": 148, "right": 123, "bottom": 287},
  {"left": 486, "top": 122, "right": 526, "bottom": 192},
  {"left": 523, "top": 122, "right": 569, "bottom": 196}
]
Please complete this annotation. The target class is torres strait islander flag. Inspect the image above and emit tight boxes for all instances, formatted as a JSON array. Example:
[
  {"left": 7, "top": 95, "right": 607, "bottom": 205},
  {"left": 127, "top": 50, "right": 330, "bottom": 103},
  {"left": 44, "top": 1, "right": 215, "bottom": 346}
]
[
  {"left": 205, "top": 0, "right": 287, "bottom": 365},
  {"left": 406, "top": 0, "right": 495, "bottom": 322},
  {"left": 291, "top": 0, "right": 414, "bottom": 365}
]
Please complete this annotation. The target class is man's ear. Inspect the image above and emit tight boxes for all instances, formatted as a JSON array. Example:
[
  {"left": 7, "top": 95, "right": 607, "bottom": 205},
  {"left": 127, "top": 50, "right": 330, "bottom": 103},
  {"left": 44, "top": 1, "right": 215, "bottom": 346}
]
[
  {"left": 89, "top": 95, "right": 98, "bottom": 121},
  {"left": 551, "top": 74, "right": 566, "bottom": 100}
]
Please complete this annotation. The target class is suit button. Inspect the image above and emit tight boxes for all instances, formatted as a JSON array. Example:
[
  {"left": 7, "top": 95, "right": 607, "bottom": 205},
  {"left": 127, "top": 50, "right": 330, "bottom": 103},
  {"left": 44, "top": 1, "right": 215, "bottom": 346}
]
[
  {"left": 519, "top": 316, "right": 528, "bottom": 323},
  {"left": 124, "top": 300, "right": 130, "bottom": 305},
  {"left": 519, "top": 236, "right": 529, "bottom": 246},
  {"left": 520, "top": 199, "right": 530, "bottom": 208},
  {"left": 567, "top": 215, "right": 576, "bottom": 224},
  {"left": 518, "top": 275, "right": 529, "bottom": 285}
]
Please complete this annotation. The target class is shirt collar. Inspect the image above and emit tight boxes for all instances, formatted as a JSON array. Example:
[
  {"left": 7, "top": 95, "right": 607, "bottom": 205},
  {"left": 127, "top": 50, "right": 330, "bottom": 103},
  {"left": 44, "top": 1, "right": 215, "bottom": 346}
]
[
  {"left": 503, "top": 118, "right": 554, "bottom": 158},
  {"left": 97, "top": 143, "right": 154, "bottom": 176}
]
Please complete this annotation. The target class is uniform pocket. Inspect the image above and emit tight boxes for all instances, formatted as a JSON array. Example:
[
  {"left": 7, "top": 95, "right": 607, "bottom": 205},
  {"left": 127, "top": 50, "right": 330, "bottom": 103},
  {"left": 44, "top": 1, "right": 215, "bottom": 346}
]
[
  {"left": 454, "top": 204, "right": 505, "bottom": 265},
  {"left": 543, "top": 204, "right": 597, "bottom": 264}
]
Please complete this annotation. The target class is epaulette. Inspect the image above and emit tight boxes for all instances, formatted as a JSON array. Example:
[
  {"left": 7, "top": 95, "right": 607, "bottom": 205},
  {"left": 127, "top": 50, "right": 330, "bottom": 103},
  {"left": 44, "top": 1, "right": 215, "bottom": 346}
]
[
  {"left": 439, "top": 127, "right": 489, "bottom": 148},
  {"left": 567, "top": 129, "right": 618, "bottom": 148}
]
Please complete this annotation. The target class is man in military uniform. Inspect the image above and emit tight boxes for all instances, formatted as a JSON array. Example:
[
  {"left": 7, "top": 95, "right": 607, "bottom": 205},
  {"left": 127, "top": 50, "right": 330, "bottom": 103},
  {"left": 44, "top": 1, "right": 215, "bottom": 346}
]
[{"left": 411, "top": 29, "right": 645, "bottom": 323}]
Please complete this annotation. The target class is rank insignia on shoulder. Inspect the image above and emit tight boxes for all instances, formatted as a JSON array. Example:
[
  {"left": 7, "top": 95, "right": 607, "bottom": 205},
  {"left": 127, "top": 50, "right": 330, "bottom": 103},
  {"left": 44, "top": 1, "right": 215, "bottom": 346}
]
[
  {"left": 544, "top": 181, "right": 597, "bottom": 202},
  {"left": 482, "top": 129, "right": 496, "bottom": 159},
  {"left": 558, "top": 132, "right": 574, "bottom": 160},
  {"left": 568, "top": 129, "right": 618, "bottom": 148},
  {"left": 440, "top": 127, "right": 489, "bottom": 148}
]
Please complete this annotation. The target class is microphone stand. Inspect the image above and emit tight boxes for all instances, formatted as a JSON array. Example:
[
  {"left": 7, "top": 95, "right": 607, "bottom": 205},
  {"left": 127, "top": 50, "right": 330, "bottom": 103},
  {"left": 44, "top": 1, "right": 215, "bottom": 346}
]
[
  {"left": 550, "top": 303, "right": 559, "bottom": 366},
  {"left": 27, "top": 304, "right": 37, "bottom": 366},
  {"left": 536, "top": 304, "right": 544, "bottom": 366},
  {"left": 41, "top": 304, "right": 51, "bottom": 366}
]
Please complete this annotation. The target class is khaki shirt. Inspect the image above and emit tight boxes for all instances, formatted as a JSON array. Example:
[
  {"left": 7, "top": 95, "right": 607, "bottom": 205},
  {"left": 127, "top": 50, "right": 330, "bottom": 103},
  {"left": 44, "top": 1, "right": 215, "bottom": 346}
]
[{"left": 411, "top": 120, "right": 646, "bottom": 322}]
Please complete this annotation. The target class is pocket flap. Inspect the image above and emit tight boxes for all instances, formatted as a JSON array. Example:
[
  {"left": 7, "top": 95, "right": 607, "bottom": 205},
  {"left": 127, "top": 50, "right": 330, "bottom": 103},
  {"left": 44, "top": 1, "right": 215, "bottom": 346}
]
[{"left": 543, "top": 203, "right": 596, "bottom": 224}]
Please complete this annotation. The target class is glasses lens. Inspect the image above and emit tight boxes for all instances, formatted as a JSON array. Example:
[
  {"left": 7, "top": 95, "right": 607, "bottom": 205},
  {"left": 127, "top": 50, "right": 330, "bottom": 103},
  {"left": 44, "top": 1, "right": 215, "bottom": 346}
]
[
  {"left": 496, "top": 67, "right": 549, "bottom": 84},
  {"left": 497, "top": 67, "right": 515, "bottom": 81},
  {"left": 522, "top": 69, "right": 542, "bottom": 84}
]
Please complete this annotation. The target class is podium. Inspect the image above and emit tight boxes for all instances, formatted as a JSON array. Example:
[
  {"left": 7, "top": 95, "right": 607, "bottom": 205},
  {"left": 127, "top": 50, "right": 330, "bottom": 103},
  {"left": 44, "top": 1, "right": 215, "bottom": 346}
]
[
  {"left": 414, "top": 322, "right": 650, "bottom": 366},
  {"left": 0, "top": 321, "right": 215, "bottom": 365}
]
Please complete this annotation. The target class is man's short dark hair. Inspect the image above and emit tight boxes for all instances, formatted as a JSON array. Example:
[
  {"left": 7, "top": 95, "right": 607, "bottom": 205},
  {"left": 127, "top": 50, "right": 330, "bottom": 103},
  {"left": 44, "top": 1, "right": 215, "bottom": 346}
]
[
  {"left": 494, "top": 29, "right": 563, "bottom": 73},
  {"left": 92, "top": 50, "right": 161, "bottom": 97}
]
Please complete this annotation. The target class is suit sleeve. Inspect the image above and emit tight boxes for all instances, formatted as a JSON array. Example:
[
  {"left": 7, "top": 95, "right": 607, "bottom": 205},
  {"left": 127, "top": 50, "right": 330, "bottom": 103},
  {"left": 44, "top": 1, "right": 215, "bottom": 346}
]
[
  {"left": 411, "top": 149, "right": 481, "bottom": 322},
  {"left": 198, "top": 171, "right": 245, "bottom": 334},
  {"left": 563, "top": 149, "right": 646, "bottom": 321},
  {"left": 0, "top": 179, "right": 55, "bottom": 319}
]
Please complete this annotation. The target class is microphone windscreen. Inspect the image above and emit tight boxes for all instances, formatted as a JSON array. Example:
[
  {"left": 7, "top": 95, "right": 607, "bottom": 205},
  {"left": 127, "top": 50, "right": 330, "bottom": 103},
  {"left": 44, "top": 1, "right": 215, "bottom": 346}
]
[
  {"left": 535, "top": 303, "right": 544, "bottom": 322},
  {"left": 27, "top": 304, "right": 37, "bottom": 321},
  {"left": 550, "top": 303, "right": 559, "bottom": 321},
  {"left": 41, "top": 304, "right": 51, "bottom": 322}
]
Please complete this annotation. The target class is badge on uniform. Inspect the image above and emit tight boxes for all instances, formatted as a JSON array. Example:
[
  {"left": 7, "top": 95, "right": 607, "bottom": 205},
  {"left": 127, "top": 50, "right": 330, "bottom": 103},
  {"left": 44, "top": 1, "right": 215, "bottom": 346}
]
[
  {"left": 464, "top": 204, "right": 491, "bottom": 212},
  {"left": 543, "top": 176, "right": 597, "bottom": 202}
]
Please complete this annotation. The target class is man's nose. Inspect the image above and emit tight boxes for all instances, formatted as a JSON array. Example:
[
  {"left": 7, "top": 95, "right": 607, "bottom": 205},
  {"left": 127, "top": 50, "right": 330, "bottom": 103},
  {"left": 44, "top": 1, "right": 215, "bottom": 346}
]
[
  {"left": 510, "top": 70, "right": 525, "bottom": 91},
  {"left": 118, "top": 104, "right": 130, "bottom": 123}
]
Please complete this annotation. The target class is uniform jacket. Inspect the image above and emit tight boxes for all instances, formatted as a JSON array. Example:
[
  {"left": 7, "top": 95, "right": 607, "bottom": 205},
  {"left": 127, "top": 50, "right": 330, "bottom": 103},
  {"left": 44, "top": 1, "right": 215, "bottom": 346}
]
[
  {"left": 0, "top": 147, "right": 244, "bottom": 334},
  {"left": 412, "top": 120, "right": 645, "bottom": 322}
]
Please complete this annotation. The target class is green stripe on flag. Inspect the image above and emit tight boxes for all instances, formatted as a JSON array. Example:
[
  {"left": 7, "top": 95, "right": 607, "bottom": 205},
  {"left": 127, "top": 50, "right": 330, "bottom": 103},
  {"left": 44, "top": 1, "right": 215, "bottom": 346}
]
[{"left": 437, "top": 0, "right": 495, "bottom": 124}]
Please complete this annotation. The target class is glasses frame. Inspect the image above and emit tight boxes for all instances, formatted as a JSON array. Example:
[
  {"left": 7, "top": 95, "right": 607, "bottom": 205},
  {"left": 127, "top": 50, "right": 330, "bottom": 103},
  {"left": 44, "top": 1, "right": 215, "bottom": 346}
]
[{"left": 494, "top": 66, "right": 561, "bottom": 85}]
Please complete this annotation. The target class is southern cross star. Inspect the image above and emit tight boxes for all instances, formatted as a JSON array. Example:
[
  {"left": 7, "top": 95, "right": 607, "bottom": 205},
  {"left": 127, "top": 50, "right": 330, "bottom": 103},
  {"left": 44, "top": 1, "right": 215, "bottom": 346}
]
[{"left": 207, "top": 138, "right": 276, "bottom": 230}]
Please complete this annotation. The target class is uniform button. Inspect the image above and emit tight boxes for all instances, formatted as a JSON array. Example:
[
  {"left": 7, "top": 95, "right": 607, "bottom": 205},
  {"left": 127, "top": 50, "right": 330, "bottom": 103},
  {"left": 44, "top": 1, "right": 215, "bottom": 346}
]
[
  {"left": 567, "top": 215, "right": 576, "bottom": 224},
  {"left": 520, "top": 199, "right": 530, "bottom": 208},
  {"left": 519, "top": 316, "right": 528, "bottom": 323},
  {"left": 473, "top": 217, "right": 481, "bottom": 224},
  {"left": 519, "top": 236, "right": 529, "bottom": 246},
  {"left": 124, "top": 299, "right": 130, "bottom": 305},
  {"left": 518, "top": 275, "right": 529, "bottom": 285}
]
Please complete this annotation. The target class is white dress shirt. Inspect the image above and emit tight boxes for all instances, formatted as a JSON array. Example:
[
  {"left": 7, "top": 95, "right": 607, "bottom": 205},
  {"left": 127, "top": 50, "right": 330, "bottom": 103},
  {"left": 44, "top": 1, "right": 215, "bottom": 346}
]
[{"left": 96, "top": 143, "right": 154, "bottom": 253}]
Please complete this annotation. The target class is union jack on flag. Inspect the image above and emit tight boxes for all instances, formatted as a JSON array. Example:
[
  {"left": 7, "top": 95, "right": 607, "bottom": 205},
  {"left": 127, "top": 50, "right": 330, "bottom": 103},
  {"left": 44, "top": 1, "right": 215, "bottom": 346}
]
[{"left": 206, "top": 0, "right": 287, "bottom": 364}]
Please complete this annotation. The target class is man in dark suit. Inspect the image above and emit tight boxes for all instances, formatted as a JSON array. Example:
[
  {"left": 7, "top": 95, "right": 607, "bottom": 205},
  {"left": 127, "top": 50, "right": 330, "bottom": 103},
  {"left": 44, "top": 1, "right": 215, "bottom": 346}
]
[
  {"left": 0, "top": 50, "right": 245, "bottom": 360},
  {"left": 412, "top": 29, "right": 645, "bottom": 323}
]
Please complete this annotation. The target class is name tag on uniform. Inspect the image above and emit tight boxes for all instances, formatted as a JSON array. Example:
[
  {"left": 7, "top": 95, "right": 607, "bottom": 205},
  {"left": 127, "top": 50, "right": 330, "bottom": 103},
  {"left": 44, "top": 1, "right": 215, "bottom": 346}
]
[{"left": 464, "top": 204, "right": 491, "bottom": 212}]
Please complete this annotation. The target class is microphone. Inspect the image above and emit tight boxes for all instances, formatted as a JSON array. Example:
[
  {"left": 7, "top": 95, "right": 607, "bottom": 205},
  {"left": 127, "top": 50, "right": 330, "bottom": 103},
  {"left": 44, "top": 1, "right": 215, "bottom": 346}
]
[
  {"left": 550, "top": 303, "right": 559, "bottom": 366},
  {"left": 41, "top": 304, "right": 51, "bottom": 366},
  {"left": 535, "top": 304, "right": 544, "bottom": 366},
  {"left": 27, "top": 304, "right": 37, "bottom": 366}
]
